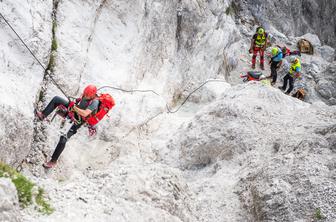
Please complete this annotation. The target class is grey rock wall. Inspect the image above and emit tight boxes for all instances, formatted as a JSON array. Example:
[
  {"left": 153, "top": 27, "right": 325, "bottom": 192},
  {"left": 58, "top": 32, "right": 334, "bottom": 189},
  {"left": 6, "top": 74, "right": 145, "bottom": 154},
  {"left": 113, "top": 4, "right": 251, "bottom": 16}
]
[
  {"left": 0, "top": 105, "right": 33, "bottom": 167},
  {"left": 168, "top": 83, "right": 336, "bottom": 221},
  {"left": 236, "top": 0, "right": 336, "bottom": 48},
  {"left": 1, "top": 1, "right": 336, "bottom": 221},
  {"left": 0, "top": 0, "right": 52, "bottom": 167},
  {"left": 0, "top": 178, "right": 21, "bottom": 222},
  {"left": 316, "top": 62, "right": 336, "bottom": 105}
]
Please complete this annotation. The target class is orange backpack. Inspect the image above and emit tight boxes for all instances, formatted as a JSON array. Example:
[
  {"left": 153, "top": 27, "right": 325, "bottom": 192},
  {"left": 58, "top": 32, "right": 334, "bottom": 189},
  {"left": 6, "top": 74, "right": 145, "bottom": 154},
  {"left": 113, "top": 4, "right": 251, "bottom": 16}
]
[{"left": 85, "top": 93, "right": 115, "bottom": 126}]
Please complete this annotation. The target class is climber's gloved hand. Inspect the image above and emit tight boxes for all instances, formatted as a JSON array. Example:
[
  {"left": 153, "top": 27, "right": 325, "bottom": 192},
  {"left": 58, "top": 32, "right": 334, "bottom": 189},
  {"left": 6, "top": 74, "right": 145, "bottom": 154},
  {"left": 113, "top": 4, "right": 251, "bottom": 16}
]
[
  {"left": 68, "top": 101, "right": 75, "bottom": 111},
  {"left": 248, "top": 48, "right": 252, "bottom": 54}
]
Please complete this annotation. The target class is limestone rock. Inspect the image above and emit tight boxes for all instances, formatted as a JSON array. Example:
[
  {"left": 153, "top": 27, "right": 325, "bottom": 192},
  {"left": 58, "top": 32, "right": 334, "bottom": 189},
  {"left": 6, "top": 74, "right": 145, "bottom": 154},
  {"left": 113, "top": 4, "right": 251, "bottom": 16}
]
[
  {"left": 0, "top": 178, "right": 21, "bottom": 222},
  {"left": 0, "top": 105, "right": 33, "bottom": 167},
  {"left": 316, "top": 62, "right": 336, "bottom": 105}
]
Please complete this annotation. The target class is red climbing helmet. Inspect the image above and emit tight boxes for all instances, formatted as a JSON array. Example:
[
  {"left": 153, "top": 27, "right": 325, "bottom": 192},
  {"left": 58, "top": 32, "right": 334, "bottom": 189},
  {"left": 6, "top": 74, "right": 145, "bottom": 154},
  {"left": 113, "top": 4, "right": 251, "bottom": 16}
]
[{"left": 83, "top": 85, "right": 97, "bottom": 98}]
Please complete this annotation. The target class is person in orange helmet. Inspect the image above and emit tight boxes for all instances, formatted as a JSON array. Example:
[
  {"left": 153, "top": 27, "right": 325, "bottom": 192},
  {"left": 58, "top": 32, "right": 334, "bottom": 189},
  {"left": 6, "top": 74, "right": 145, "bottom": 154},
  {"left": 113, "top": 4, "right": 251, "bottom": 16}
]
[{"left": 35, "top": 85, "right": 99, "bottom": 168}]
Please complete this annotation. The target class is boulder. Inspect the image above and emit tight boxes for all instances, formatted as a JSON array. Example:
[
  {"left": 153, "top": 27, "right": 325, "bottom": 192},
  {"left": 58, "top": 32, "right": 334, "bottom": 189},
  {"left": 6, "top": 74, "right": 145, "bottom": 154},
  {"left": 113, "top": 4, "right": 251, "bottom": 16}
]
[
  {"left": 297, "top": 39, "right": 314, "bottom": 54},
  {"left": 316, "top": 62, "right": 336, "bottom": 105},
  {"left": 0, "top": 178, "right": 21, "bottom": 222},
  {"left": 317, "top": 45, "right": 335, "bottom": 62},
  {"left": 299, "top": 33, "right": 321, "bottom": 47}
]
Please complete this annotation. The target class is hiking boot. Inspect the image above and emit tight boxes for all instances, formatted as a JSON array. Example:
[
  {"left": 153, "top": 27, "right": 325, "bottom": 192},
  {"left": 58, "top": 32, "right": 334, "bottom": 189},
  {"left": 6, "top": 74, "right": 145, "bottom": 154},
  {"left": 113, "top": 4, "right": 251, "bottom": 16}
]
[
  {"left": 43, "top": 161, "right": 57, "bottom": 169},
  {"left": 260, "top": 64, "right": 265, "bottom": 70},
  {"left": 35, "top": 111, "right": 45, "bottom": 121},
  {"left": 278, "top": 86, "right": 284, "bottom": 91},
  {"left": 271, "top": 81, "right": 276, "bottom": 86},
  {"left": 251, "top": 64, "right": 256, "bottom": 69}
]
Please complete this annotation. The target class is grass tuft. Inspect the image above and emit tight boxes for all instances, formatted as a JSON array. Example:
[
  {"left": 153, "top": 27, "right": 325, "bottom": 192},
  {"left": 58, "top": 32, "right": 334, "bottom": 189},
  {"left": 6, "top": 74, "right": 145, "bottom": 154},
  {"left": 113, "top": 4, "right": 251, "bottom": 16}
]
[
  {"left": 0, "top": 162, "right": 53, "bottom": 214},
  {"left": 0, "top": 162, "right": 34, "bottom": 207},
  {"left": 47, "top": 54, "right": 56, "bottom": 72},
  {"left": 36, "top": 188, "right": 54, "bottom": 215},
  {"left": 315, "top": 208, "right": 323, "bottom": 220},
  {"left": 51, "top": 38, "right": 58, "bottom": 51}
]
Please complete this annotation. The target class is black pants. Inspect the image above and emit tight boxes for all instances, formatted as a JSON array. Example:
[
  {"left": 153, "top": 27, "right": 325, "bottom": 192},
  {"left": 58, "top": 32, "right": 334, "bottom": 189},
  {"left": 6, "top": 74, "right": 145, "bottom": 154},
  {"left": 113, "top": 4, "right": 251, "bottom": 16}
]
[
  {"left": 281, "top": 73, "right": 294, "bottom": 94},
  {"left": 42, "top": 96, "right": 69, "bottom": 117},
  {"left": 51, "top": 123, "right": 83, "bottom": 162},
  {"left": 270, "top": 61, "right": 280, "bottom": 84},
  {"left": 42, "top": 96, "right": 82, "bottom": 162}
]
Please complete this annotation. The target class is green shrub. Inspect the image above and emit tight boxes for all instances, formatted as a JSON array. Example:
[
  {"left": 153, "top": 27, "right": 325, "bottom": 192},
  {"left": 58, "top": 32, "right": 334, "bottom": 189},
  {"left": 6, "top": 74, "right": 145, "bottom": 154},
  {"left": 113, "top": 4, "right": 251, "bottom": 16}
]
[
  {"left": 12, "top": 175, "right": 34, "bottom": 207},
  {"left": 51, "top": 38, "right": 58, "bottom": 51},
  {"left": 0, "top": 162, "right": 34, "bottom": 207},
  {"left": 36, "top": 188, "right": 54, "bottom": 215},
  {"left": 0, "top": 162, "right": 53, "bottom": 214},
  {"left": 47, "top": 54, "right": 56, "bottom": 71},
  {"left": 315, "top": 208, "right": 323, "bottom": 220},
  {"left": 52, "top": 21, "right": 57, "bottom": 36}
]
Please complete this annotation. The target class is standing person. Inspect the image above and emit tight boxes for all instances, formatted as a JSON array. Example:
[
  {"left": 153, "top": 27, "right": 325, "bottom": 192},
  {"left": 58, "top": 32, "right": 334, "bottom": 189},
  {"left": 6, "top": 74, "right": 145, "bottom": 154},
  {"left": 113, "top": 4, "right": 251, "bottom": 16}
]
[
  {"left": 269, "top": 47, "right": 283, "bottom": 85},
  {"left": 35, "top": 85, "right": 100, "bottom": 168},
  {"left": 249, "top": 26, "right": 269, "bottom": 70},
  {"left": 279, "top": 57, "right": 302, "bottom": 95}
]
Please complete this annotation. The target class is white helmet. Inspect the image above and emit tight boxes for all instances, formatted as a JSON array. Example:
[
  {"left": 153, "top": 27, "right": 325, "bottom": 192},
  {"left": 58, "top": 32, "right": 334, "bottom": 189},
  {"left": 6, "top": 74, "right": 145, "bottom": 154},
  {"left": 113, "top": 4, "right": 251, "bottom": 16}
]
[{"left": 289, "top": 55, "right": 297, "bottom": 63}]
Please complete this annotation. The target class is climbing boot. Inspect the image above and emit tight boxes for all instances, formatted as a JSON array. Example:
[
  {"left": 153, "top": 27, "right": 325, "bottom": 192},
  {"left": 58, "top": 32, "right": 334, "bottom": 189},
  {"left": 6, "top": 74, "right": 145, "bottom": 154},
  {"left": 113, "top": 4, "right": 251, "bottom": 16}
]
[
  {"left": 35, "top": 110, "right": 45, "bottom": 121},
  {"left": 260, "top": 63, "right": 265, "bottom": 70},
  {"left": 43, "top": 160, "right": 57, "bottom": 169}
]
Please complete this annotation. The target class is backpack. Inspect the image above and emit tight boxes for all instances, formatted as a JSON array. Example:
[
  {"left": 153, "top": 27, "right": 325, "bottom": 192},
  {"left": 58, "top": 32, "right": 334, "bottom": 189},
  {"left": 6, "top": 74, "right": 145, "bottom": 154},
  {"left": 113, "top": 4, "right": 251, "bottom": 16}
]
[
  {"left": 297, "top": 39, "right": 314, "bottom": 54},
  {"left": 85, "top": 93, "right": 115, "bottom": 126}
]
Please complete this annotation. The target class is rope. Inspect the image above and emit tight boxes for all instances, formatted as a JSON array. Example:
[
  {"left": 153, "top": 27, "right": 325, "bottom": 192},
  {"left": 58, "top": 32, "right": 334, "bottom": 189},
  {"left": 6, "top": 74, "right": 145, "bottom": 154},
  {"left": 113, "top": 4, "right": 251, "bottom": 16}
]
[
  {"left": 98, "top": 86, "right": 160, "bottom": 96},
  {"left": 98, "top": 79, "right": 227, "bottom": 114},
  {"left": 0, "top": 11, "right": 70, "bottom": 99},
  {"left": 166, "top": 79, "right": 227, "bottom": 113},
  {"left": 1, "top": 12, "right": 228, "bottom": 114}
]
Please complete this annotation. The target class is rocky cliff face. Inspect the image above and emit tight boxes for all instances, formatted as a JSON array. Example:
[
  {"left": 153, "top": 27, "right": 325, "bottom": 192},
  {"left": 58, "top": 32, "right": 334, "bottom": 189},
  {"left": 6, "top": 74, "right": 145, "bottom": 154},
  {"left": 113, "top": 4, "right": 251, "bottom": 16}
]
[
  {"left": 236, "top": 0, "right": 336, "bottom": 48},
  {"left": 0, "top": 0, "right": 335, "bottom": 221},
  {"left": 0, "top": 178, "right": 21, "bottom": 222},
  {"left": 0, "top": 0, "right": 52, "bottom": 168},
  {"left": 168, "top": 84, "right": 336, "bottom": 221},
  {"left": 316, "top": 62, "right": 336, "bottom": 105}
]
